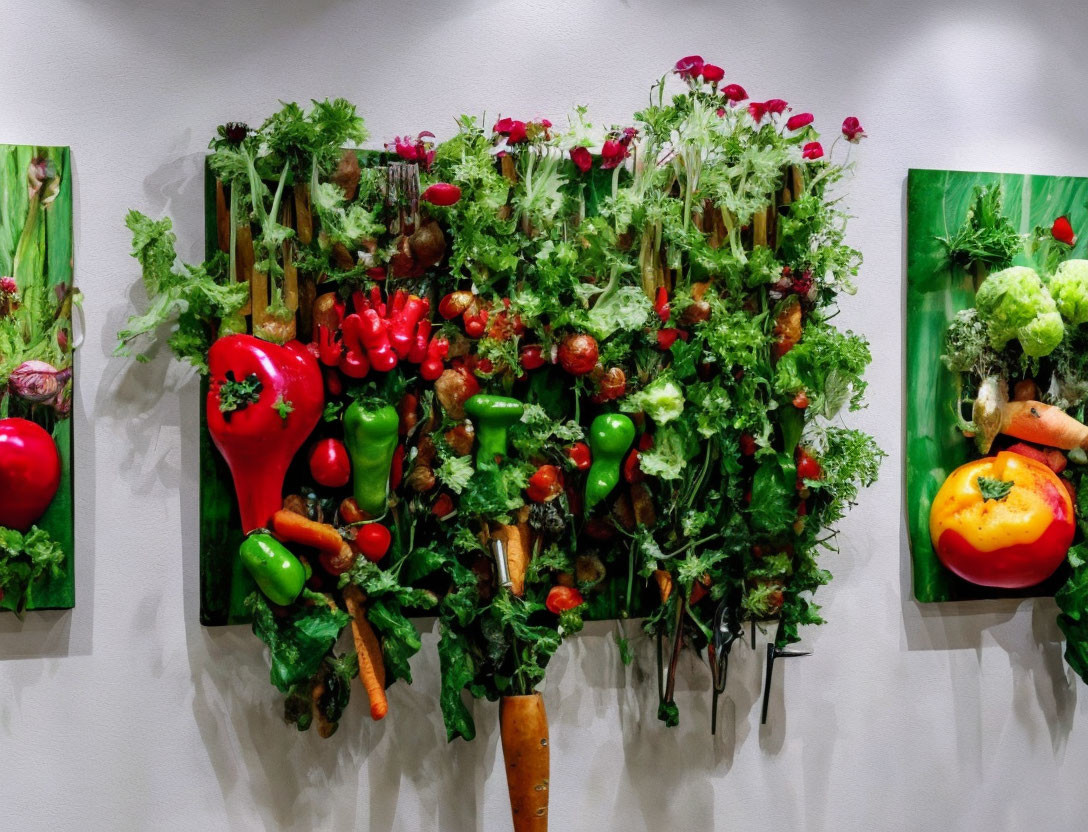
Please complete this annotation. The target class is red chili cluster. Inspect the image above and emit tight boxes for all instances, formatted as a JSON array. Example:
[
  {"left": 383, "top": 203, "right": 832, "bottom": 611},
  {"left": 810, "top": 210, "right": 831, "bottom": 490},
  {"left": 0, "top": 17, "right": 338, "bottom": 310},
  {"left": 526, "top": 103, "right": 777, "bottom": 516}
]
[{"left": 309, "top": 287, "right": 448, "bottom": 386}]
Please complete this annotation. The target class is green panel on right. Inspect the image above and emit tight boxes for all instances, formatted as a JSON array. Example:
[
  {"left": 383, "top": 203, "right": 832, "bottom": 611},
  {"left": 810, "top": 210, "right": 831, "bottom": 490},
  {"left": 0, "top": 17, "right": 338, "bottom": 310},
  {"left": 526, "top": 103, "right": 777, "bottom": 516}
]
[{"left": 905, "top": 168, "right": 1088, "bottom": 602}]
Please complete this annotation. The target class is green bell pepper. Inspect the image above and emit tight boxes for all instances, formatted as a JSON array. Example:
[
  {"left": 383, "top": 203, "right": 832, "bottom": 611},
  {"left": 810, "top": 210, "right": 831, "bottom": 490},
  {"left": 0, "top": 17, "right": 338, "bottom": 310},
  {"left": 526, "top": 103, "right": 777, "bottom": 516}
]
[
  {"left": 239, "top": 531, "right": 307, "bottom": 606},
  {"left": 464, "top": 394, "right": 525, "bottom": 465},
  {"left": 585, "top": 412, "right": 636, "bottom": 509},
  {"left": 344, "top": 400, "right": 399, "bottom": 517}
]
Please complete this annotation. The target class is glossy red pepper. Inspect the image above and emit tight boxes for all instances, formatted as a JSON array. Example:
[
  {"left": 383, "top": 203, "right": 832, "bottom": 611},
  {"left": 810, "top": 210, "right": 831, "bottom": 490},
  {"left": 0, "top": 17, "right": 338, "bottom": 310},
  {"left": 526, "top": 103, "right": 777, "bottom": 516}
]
[
  {"left": 354, "top": 309, "right": 398, "bottom": 371},
  {"left": 654, "top": 286, "right": 671, "bottom": 322},
  {"left": 207, "top": 335, "right": 324, "bottom": 532},
  {"left": 0, "top": 418, "right": 61, "bottom": 531},
  {"left": 408, "top": 319, "right": 431, "bottom": 364},
  {"left": 309, "top": 438, "right": 351, "bottom": 488},
  {"left": 421, "top": 335, "right": 449, "bottom": 381},
  {"left": 527, "top": 465, "right": 563, "bottom": 502},
  {"left": 566, "top": 442, "right": 592, "bottom": 470},
  {"left": 656, "top": 328, "right": 689, "bottom": 350},
  {"left": 421, "top": 182, "right": 462, "bottom": 206},
  {"left": 315, "top": 325, "right": 342, "bottom": 367}
]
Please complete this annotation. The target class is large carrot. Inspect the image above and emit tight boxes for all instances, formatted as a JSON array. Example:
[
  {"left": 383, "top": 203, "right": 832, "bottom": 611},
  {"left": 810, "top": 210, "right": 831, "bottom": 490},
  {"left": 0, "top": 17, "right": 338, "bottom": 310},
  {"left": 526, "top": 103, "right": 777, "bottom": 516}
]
[
  {"left": 500, "top": 693, "right": 549, "bottom": 832},
  {"left": 1000, "top": 400, "right": 1088, "bottom": 450},
  {"left": 343, "top": 585, "right": 388, "bottom": 721},
  {"left": 271, "top": 509, "right": 343, "bottom": 555}
]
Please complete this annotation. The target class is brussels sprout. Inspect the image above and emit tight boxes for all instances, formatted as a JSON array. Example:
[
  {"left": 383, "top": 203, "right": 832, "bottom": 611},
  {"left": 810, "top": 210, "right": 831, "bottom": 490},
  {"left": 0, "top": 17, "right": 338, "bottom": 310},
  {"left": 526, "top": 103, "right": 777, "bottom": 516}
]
[
  {"left": 1049, "top": 259, "right": 1088, "bottom": 325},
  {"left": 975, "top": 266, "right": 1064, "bottom": 357}
]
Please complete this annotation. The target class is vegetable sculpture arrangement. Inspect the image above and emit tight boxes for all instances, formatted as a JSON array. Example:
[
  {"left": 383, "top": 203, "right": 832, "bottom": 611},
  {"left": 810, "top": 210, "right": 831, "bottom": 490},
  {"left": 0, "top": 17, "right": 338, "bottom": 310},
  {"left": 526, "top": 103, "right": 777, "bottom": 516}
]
[
  {"left": 0, "top": 146, "right": 76, "bottom": 613},
  {"left": 932, "top": 186, "right": 1088, "bottom": 680},
  {"left": 118, "top": 55, "right": 880, "bottom": 830}
]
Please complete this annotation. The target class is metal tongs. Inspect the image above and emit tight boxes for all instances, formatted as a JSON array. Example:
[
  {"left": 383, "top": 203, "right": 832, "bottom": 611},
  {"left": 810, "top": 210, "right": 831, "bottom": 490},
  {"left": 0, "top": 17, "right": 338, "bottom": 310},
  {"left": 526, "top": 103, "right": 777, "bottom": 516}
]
[
  {"left": 707, "top": 599, "right": 743, "bottom": 735},
  {"left": 760, "top": 619, "right": 811, "bottom": 725}
]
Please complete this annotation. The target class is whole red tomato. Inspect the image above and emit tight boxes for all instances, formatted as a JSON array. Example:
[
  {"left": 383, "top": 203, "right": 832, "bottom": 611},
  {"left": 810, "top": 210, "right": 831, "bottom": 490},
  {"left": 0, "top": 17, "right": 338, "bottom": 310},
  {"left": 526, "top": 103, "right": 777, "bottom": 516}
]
[
  {"left": 558, "top": 333, "right": 598, "bottom": 375},
  {"left": 0, "top": 418, "right": 61, "bottom": 531},
  {"left": 309, "top": 438, "right": 351, "bottom": 488}
]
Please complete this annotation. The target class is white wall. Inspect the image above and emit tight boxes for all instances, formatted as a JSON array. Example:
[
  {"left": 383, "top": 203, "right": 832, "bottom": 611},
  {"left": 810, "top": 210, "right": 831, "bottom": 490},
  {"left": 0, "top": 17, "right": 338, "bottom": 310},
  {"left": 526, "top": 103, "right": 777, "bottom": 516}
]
[{"left": 3, "top": 0, "right": 1088, "bottom": 829}]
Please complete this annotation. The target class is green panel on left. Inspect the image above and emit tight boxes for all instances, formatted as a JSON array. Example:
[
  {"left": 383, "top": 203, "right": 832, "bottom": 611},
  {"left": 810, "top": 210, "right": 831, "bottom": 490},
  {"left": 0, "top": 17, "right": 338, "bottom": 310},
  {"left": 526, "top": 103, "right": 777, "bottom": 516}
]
[{"left": 0, "top": 144, "right": 76, "bottom": 610}]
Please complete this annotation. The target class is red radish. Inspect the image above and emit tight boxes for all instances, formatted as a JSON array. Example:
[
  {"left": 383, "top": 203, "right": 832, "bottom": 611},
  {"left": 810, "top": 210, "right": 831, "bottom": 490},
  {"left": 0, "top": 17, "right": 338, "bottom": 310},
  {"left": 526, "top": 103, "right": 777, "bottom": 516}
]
[
  {"left": 309, "top": 439, "right": 351, "bottom": 488},
  {"left": 0, "top": 418, "right": 61, "bottom": 531},
  {"left": 546, "top": 585, "right": 584, "bottom": 614},
  {"left": 1053, "top": 216, "right": 1076, "bottom": 246},
  {"left": 207, "top": 335, "right": 324, "bottom": 533},
  {"left": 421, "top": 183, "right": 462, "bottom": 206},
  {"left": 519, "top": 345, "right": 546, "bottom": 370}
]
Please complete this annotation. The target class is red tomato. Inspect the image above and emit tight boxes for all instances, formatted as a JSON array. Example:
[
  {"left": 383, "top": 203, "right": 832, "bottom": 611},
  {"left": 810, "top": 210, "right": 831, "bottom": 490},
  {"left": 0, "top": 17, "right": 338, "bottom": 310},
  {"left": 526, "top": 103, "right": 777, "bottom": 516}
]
[
  {"left": 546, "top": 585, "right": 584, "bottom": 614},
  {"left": 566, "top": 442, "right": 591, "bottom": 471},
  {"left": 0, "top": 418, "right": 61, "bottom": 531},
  {"left": 308, "top": 438, "right": 351, "bottom": 488},
  {"left": 432, "top": 493, "right": 454, "bottom": 517},
  {"left": 558, "top": 333, "right": 598, "bottom": 375},
  {"left": 356, "top": 524, "right": 392, "bottom": 563},
  {"left": 796, "top": 447, "right": 822, "bottom": 483}
]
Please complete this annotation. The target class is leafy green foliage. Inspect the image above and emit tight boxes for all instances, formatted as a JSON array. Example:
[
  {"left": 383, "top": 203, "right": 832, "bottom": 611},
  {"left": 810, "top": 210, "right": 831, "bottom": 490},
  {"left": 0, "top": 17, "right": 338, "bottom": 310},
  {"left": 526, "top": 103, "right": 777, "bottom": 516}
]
[
  {"left": 245, "top": 590, "right": 350, "bottom": 693},
  {"left": 0, "top": 526, "right": 65, "bottom": 615},
  {"left": 940, "top": 184, "right": 1023, "bottom": 271}
]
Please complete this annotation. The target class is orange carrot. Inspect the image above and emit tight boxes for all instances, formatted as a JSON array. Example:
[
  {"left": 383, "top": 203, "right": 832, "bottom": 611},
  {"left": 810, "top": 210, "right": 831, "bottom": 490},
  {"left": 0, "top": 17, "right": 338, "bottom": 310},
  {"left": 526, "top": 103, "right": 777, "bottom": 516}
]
[
  {"left": 271, "top": 509, "right": 343, "bottom": 555},
  {"left": 343, "top": 585, "right": 388, "bottom": 721},
  {"left": 653, "top": 569, "right": 673, "bottom": 604},
  {"left": 494, "top": 521, "right": 529, "bottom": 596},
  {"left": 500, "top": 693, "right": 549, "bottom": 832},
  {"left": 1000, "top": 400, "right": 1088, "bottom": 450}
]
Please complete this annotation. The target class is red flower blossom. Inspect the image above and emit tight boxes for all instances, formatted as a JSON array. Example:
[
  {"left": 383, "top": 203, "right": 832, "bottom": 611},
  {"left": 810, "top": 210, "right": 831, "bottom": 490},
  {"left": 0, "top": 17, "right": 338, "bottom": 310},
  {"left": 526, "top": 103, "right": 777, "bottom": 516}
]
[
  {"left": 600, "top": 139, "right": 628, "bottom": 170},
  {"left": 721, "top": 84, "right": 748, "bottom": 102},
  {"left": 748, "top": 101, "right": 767, "bottom": 123},
  {"left": 619, "top": 126, "right": 639, "bottom": 146},
  {"left": 386, "top": 131, "right": 435, "bottom": 169},
  {"left": 674, "top": 55, "right": 704, "bottom": 80},
  {"left": 493, "top": 117, "right": 528, "bottom": 144},
  {"left": 700, "top": 63, "right": 725, "bottom": 83},
  {"left": 764, "top": 99, "right": 789, "bottom": 115},
  {"left": 842, "top": 116, "right": 866, "bottom": 143},
  {"left": 786, "top": 112, "right": 814, "bottom": 131},
  {"left": 801, "top": 141, "right": 824, "bottom": 160},
  {"left": 0, "top": 277, "right": 15, "bottom": 295},
  {"left": 569, "top": 146, "right": 593, "bottom": 173},
  {"left": 1053, "top": 216, "right": 1076, "bottom": 246}
]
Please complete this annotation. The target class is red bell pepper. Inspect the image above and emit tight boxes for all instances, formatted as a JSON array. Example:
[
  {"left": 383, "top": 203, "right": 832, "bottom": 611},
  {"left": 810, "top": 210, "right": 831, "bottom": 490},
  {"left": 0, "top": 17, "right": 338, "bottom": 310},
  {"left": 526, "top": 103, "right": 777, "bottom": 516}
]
[
  {"left": 207, "top": 335, "right": 324, "bottom": 533},
  {"left": 420, "top": 335, "right": 449, "bottom": 381}
]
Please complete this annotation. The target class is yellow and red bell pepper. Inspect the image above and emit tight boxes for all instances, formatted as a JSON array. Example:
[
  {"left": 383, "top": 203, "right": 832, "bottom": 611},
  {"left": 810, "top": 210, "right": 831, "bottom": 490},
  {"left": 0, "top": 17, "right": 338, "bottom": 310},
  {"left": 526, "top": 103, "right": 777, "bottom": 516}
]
[{"left": 929, "top": 451, "right": 1074, "bottom": 588}]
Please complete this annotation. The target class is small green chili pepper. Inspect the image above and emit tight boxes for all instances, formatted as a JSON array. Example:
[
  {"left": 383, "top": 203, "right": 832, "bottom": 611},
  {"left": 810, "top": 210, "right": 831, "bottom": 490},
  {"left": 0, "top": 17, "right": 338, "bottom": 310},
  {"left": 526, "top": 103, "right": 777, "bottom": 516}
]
[
  {"left": 344, "top": 400, "right": 400, "bottom": 517},
  {"left": 464, "top": 394, "right": 525, "bottom": 465},
  {"left": 585, "top": 412, "right": 636, "bottom": 509},
  {"left": 239, "top": 531, "right": 307, "bottom": 606}
]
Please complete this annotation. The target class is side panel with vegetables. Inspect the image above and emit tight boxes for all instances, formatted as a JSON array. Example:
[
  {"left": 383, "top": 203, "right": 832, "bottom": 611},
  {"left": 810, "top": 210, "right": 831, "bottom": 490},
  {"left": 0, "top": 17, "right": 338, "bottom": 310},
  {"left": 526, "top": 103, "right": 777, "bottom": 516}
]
[
  {"left": 906, "top": 168, "right": 1088, "bottom": 603},
  {"left": 0, "top": 145, "right": 76, "bottom": 612}
]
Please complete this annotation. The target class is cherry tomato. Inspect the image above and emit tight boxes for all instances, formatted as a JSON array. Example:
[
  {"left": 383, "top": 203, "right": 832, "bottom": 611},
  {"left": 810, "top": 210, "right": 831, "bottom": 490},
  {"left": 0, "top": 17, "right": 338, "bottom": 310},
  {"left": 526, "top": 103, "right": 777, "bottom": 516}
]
[
  {"left": 566, "top": 442, "right": 591, "bottom": 471},
  {"left": 356, "top": 524, "right": 392, "bottom": 563},
  {"left": 308, "top": 438, "right": 351, "bottom": 488},
  {"left": 527, "top": 465, "right": 563, "bottom": 502}
]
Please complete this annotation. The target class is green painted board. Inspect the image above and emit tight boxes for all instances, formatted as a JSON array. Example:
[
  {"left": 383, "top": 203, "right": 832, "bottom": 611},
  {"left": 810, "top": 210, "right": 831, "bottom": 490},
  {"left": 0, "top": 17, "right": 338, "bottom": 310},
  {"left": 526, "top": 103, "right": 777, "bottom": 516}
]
[
  {"left": 905, "top": 168, "right": 1088, "bottom": 602},
  {"left": 0, "top": 145, "right": 76, "bottom": 610},
  {"left": 198, "top": 156, "right": 652, "bottom": 625}
]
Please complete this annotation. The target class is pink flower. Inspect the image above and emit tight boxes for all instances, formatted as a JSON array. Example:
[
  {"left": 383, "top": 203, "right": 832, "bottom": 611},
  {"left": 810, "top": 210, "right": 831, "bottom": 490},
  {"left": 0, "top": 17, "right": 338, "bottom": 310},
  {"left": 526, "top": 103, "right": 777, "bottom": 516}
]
[
  {"left": 748, "top": 101, "right": 768, "bottom": 123},
  {"left": 0, "top": 277, "right": 15, "bottom": 295},
  {"left": 700, "top": 64, "right": 724, "bottom": 83},
  {"left": 721, "top": 84, "right": 748, "bottom": 102},
  {"left": 1053, "top": 216, "right": 1076, "bottom": 246},
  {"left": 620, "top": 126, "right": 639, "bottom": 145},
  {"left": 764, "top": 99, "right": 789, "bottom": 115},
  {"left": 385, "top": 132, "right": 435, "bottom": 169},
  {"left": 600, "top": 139, "right": 628, "bottom": 170},
  {"left": 674, "top": 55, "right": 704, "bottom": 80},
  {"left": 801, "top": 142, "right": 824, "bottom": 160},
  {"left": 842, "top": 117, "right": 866, "bottom": 143},
  {"left": 493, "top": 117, "right": 528, "bottom": 144},
  {"left": 569, "top": 146, "right": 593, "bottom": 173},
  {"left": 716, "top": 107, "right": 726, "bottom": 117},
  {"left": 786, "top": 112, "right": 814, "bottom": 131}
]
